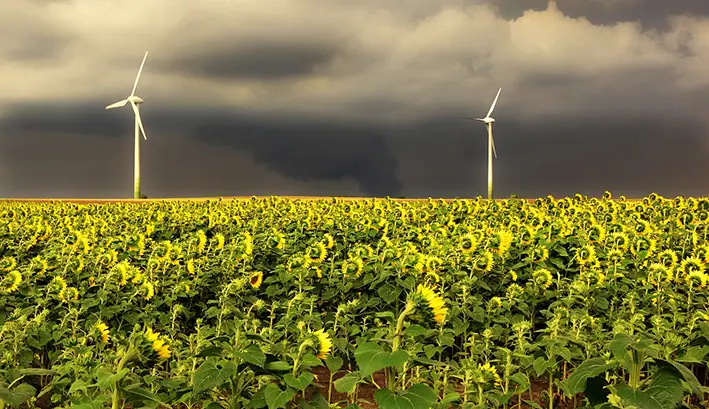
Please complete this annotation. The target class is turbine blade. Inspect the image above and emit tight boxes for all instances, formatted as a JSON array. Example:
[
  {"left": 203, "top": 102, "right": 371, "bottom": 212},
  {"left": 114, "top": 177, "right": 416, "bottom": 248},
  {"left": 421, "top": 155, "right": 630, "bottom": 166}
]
[
  {"left": 130, "top": 51, "right": 149, "bottom": 97},
  {"left": 105, "top": 99, "right": 128, "bottom": 110},
  {"left": 489, "top": 124, "right": 497, "bottom": 158},
  {"left": 485, "top": 87, "right": 502, "bottom": 118},
  {"left": 131, "top": 101, "right": 148, "bottom": 140},
  {"left": 462, "top": 117, "right": 486, "bottom": 122}
]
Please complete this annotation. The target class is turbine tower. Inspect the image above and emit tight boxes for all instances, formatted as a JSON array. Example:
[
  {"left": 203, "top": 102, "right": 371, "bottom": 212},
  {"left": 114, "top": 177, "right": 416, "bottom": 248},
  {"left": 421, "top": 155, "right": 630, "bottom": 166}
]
[
  {"left": 547, "top": 0, "right": 558, "bottom": 12},
  {"left": 463, "top": 88, "right": 502, "bottom": 200},
  {"left": 105, "top": 52, "right": 149, "bottom": 200}
]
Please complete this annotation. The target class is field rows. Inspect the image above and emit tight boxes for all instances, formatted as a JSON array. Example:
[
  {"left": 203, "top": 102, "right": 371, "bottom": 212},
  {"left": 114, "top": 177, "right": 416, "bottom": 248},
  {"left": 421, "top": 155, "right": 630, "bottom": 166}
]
[{"left": 1, "top": 194, "right": 709, "bottom": 409}]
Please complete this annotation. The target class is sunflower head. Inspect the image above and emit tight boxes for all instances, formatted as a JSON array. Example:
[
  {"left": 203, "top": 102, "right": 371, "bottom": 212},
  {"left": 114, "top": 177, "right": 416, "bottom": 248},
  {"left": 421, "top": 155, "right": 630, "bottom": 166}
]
[
  {"left": 532, "top": 268, "right": 553, "bottom": 290},
  {"left": 312, "top": 329, "right": 332, "bottom": 360},
  {"left": 415, "top": 284, "right": 447, "bottom": 325},
  {"left": 95, "top": 321, "right": 110, "bottom": 344},
  {"left": 249, "top": 272, "right": 264, "bottom": 289}
]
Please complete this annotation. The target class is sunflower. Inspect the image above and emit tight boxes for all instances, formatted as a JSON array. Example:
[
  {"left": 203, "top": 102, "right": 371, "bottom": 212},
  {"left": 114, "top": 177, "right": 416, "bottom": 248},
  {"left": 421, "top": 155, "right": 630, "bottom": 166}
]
[
  {"left": 95, "top": 321, "right": 110, "bottom": 344},
  {"left": 459, "top": 233, "right": 479, "bottom": 253},
  {"left": 312, "top": 329, "right": 332, "bottom": 359},
  {"left": 678, "top": 257, "right": 705, "bottom": 281},
  {"left": 477, "top": 251, "right": 494, "bottom": 273},
  {"left": 493, "top": 230, "right": 514, "bottom": 256},
  {"left": 323, "top": 233, "right": 335, "bottom": 249},
  {"left": 152, "top": 338, "right": 171, "bottom": 359},
  {"left": 416, "top": 284, "right": 448, "bottom": 325},
  {"left": 2, "top": 270, "right": 22, "bottom": 293},
  {"left": 342, "top": 257, "right": 364, "bottom": 278},
  {"left": 532, "top": 268, "right": 553, "bottom": 290},
  {"left": 657, "top": 249, "right": 679, "bottom": 271},
  {"left": 249, "top": 272, "right": 264, "bottom": 289},
  {"left": 145, "top": 326, "right": 160, "bottom": 342},
  {"left": 575, "top": 245, "right": 597, "bottom": 267},
  {"left": 145, "top": 327, "right": 171, "bottom": 359}
]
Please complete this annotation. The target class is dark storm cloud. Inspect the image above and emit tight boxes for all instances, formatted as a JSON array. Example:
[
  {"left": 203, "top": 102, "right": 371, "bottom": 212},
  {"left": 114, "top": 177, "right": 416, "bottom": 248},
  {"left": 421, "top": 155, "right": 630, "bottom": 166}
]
[
  {"left": 389, "top": 114, "right": 709, "bottom": 198},
  {"left": 0, "top": 102, "right": 402, "bottom": 197},
  {"left": 2, "top": 0, "right": 709, "bottom": 199},
  {"left": 186, "top": 114, "right": 402, "bottom": 197},
  {"left": 155, "top": 40, "right": 342, "bottom": 80},
  {"left": 0, "top": 101, "right": 130, "bottom": 138},
  {"left": 2, "top": 98, "right": 708, "bottom": 199},
  {"left": 490, "top": 0, "right": 709, "bottom": 29},
  {"left": 563, "top": 0, "right": 709, "bottom": 30}
]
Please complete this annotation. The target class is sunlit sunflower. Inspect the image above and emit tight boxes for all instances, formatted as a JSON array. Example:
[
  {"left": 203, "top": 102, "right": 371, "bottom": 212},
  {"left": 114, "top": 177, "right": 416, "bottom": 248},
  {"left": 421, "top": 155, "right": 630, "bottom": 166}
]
[
  {"left": 416, "top": 284, "right": 447, "bottom": 325},
  {"left": 678, "top": 256, "right": 705, "bottom": 281},
  {"left": 145, "top": 327, "right": 160, "bottom": 343},
  {"left": 532, "top": 268, "right": 553, "bottom": 290},
  {"left": 249, "top": 272, "right": 264, "bottom": 289},
  {"left": 477, "top": 251, "right": 494, "bottom": 273},
  {"left": 323, "top": 233, "right": 335, "bottom": 249},
  {"left": 95, "top": 321, "right": 110, "bottom": 344},
  {"left": 2, "top": 270, "right": 22, "bottom": 293},
  {"left": 312, "top": 329, "right": 332, "bottom": 359},
  {"left": 657, "top": 249, "right": 679, "bottom": 271},
  {"left": 152, "top": 338, "right": 171, "bottom": 359},
  {"left": 493, "top": 230, "right": 514, "bottom": 256}
]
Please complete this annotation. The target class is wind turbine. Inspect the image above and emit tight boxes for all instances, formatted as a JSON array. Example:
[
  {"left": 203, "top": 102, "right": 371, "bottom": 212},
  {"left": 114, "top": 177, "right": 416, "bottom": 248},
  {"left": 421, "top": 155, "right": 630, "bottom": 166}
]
[
  {"left": 105, "top": 51, "right": 149, "bottom": 200},
  {"left": 547, "top": 0, "right": 559, "bottom": 12},
  {"left": 463, "top": 87, "right": 501, "bottom": 200}
]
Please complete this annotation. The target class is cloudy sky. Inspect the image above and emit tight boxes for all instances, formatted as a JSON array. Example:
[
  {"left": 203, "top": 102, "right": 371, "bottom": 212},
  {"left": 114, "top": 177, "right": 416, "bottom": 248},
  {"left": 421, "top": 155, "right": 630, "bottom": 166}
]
[{"left": 1, "top": 0, "right": 708, "bottom": 199}]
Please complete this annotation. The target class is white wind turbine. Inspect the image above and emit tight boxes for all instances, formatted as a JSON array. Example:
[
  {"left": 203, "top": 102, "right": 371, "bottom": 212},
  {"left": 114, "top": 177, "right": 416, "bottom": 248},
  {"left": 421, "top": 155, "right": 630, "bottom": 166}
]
[
  {"left": 463, "top": 87, "right": 502, "bottom": 200},
  {"left": 105, "top": 51, "right": 149, "bottom": 200}
]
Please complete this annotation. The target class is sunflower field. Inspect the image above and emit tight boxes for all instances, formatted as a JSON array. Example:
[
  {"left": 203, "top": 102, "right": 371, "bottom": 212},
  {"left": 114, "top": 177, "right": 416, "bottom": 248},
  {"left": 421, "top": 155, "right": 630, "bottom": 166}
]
[{"left": 2, "top": 193, "right": 709, "bottom": 409}]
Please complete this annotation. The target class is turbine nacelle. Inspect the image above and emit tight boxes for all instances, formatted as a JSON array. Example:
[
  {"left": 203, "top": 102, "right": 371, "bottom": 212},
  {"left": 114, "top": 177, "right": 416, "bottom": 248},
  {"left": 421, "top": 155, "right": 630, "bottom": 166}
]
[
  {"left": 128, "top": 95, "right": 144, "bottom": 105},
  {"left": 481, "top": 117, "right": 495, "bottom": 124}
]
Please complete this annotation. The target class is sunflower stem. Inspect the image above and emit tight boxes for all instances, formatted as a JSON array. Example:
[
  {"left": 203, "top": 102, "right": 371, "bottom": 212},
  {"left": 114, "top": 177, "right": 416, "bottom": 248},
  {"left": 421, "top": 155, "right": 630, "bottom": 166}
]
[{"left": 389, "top": 299, "right": 415, "bottom": 391}]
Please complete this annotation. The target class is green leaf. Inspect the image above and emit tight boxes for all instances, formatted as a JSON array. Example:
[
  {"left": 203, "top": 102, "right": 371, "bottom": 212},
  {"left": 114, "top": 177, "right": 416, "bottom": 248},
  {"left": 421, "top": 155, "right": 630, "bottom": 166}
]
[
  {"left": 334, "top": 372, "right": 361, "bottom": 394},
  {"left": 610, "top": 333, "right": 634, "bottom": 362},
  {"left": 265, "top": 361, "right": 292, "bottom": 372},
  {"left": 325, "top": 356, "right": 344, "bottom": 373},
  {"left": 264, "top": 384, "right": 296, "bottom": 409},
  {"left": 405, "top": 325, "right": 427, "bottom": 337},
  {"left": 296, "top": 392, "right": 329, "bottom": 409},
  {"left": 95, "top": 367, "right": 130, "bottom": 390},
  {"left": 439, "top": 392, "right": 461, "bottom": 405},
  {"left": 18, "top": 368, "right": 57, "bottom": 377},
  {"left": 508, "top": 373, "right": 529, "bottom": 390},
  {"left": 562, "top": 358, "right": 616, "bottom": 396},
  {"left": 470, "top": 306, "right": 485, "bottom": 323},
  {"left": 354, "top": 342, "right": 409, "bottom": 378},
  {"left": 300, "top": 354, "right": 322, "bottom": 369},
  {"left": 124, "top": 385, "right": 170, "bottom": 408},
  {"left": 0, "top": 383, "right": 36, "bottom": 407},
  {"left": 67, "top": 396, "right": 109, "bottom": 409},
  {"left": 676, "top": 345, "right": 709, "bottom": 363},
  {"left": 69, "top": 379, "right": 89, "bottom": 394},
  {"left": 615, "top": 385, "right": 663, "bottom": 409},
  {"left": 283, "top": 372, "right": 314, "bottom": 391},
  {"left": 235, "top": 345, "right": 267, "bottom": 367},
  {"left": 532, "top": 356, "right": 548, "bottom": 377},
  {"left": 655, "top": 359, "right": 703, "bottom": 397},
  {"left": 374, "top": 383, "right": 438, "bottom": 409},
  {"left": 192, "top": 359, "right": 237, "bottom": 395},
  {"left": 645, "top": 367, "right": 684, "bottom": 408},
  {"left": 378, "top": 284, "right": 402, "bottom": 304},
  {"left": 197, "top": 346, "right": 224, "bottom": 358},
  {"left": 246, "top": 385, "right": 267, "bottom": 409}
]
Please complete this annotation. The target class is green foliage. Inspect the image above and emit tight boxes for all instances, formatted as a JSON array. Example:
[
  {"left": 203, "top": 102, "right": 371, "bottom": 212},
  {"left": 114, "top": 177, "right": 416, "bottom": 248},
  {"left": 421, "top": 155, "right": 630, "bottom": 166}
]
[{"left": 2, "top": 194, "right": 709, "bottom": 408}]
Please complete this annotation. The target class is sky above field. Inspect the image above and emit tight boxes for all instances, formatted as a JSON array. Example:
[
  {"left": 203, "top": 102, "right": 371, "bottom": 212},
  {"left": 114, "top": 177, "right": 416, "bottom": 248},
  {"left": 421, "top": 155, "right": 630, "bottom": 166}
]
[{"left": 1, "top": 0, "right": 709, "bottom": 198}]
